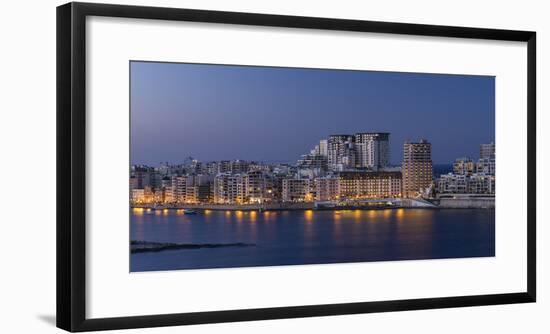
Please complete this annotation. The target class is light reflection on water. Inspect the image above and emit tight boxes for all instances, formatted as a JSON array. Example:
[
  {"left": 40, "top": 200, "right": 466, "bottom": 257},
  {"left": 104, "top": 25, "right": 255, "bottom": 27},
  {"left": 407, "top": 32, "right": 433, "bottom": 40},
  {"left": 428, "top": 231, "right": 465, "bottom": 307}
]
[{"left": 130, "top": 208, "right": 494, "bottom": 272}]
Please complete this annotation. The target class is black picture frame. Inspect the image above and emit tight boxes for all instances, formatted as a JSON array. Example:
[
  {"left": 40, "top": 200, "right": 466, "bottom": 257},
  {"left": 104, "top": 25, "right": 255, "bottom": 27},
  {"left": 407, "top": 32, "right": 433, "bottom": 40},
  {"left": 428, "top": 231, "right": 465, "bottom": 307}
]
[{"left": 57, "top": 2, "right": 536, "bottom": 332}]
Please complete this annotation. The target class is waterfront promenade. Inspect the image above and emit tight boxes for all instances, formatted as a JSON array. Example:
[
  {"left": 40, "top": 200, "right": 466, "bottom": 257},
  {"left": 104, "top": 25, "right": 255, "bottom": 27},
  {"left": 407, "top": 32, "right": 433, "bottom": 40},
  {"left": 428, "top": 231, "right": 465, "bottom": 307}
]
[{"left": 131, "top": 195, "right": 495, "bottom": 211}]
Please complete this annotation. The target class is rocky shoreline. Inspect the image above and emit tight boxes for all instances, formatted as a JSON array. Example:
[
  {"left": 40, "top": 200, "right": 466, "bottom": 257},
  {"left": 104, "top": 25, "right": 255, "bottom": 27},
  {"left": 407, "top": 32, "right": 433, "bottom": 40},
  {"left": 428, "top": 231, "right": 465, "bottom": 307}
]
[{"left": 131, "top": 240, "right": 256, "bottom": 253}]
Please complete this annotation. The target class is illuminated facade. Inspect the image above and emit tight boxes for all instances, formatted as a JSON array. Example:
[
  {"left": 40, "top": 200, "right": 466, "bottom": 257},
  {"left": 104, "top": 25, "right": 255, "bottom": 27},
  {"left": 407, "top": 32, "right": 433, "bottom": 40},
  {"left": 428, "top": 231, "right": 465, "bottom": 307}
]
[
  {"left": 453, "top": 157, "right": 476, "bottom": 176},
  {"left": 402, "top": 139, "right": 433, "bottom": 197},
  {"left": 337, "top": 171, "right": 402, "bottom": 199},
  {"left": 282, "top": 178, "right": 313, "bottom": 202},
  {"left": 244, "top": 170, "right": 267, "bottom": 203},
  {"left": 315, "top": 177, "right": 339, "bottom": 201},
  {"left": 129, "top": 137, "right": 493, "bottom": 206},
  {"left": 213, "top": 173, "right": 246, "bottom": 204},
  {"left": 131, "top": 188, "right": 145, "bottom": 204}
]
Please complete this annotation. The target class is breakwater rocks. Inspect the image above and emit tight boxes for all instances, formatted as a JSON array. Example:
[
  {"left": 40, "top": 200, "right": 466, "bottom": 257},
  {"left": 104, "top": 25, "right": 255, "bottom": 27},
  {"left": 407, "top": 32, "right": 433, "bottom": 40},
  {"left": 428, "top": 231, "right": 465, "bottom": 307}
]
[{"left": 131, "top": 240, "right": 256, "bottom": 253}]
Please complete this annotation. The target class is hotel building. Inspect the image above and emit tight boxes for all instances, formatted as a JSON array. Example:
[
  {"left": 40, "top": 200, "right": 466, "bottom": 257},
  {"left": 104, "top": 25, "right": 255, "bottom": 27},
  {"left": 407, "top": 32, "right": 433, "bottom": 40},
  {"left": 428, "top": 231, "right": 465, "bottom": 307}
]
[
  {"left": 402, "top": 139, "right": 433, "bottom": 197},
  {"left": 337, "top": 171, "right": 402, "bottom": 199}
]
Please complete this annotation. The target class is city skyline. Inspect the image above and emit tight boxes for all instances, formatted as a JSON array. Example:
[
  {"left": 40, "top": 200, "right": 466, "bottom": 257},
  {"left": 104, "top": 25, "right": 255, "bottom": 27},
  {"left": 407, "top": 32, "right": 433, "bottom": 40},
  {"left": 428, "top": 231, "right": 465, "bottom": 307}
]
[
  {"left": 130, "top": 138, "right": 495, "bottom": 206},
  {"left": 130, "top": 62, "right": 495, "bottom": 165}
]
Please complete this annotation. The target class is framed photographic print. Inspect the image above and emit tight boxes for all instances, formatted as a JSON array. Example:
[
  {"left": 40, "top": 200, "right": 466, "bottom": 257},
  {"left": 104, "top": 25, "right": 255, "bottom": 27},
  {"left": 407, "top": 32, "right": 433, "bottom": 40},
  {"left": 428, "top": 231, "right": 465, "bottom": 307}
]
[{"left": 57, "top": 2, "right": 536, "bottom": 332}]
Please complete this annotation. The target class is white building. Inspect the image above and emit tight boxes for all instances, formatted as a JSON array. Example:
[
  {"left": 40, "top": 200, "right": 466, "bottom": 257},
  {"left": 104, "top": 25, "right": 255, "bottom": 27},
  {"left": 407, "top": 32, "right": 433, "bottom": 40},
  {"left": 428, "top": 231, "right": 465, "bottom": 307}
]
[
  {"left": 319, "top": 139, "right": 328, "bottom": 157},
  {"left": 476, "top": 157, "right": 495, "bottom": 175},
  {"left": 213, "top": 173, "right": 246, "bottom": 204},
  {"left": 171, "top": 175, "right": 188, "bottom": 203},
  {"left": 437, "top": 173, "right": 468, "bottom": 194},
  {"left": 437, "top": 173, "right": 494, "bottom": 195},
  {"left": 327, "top": 135, "right": 355, "bottom": 171},
  {"left": 354, "top": 132, "right": 390, "bottom": 170},
  {"left": 244, "top": 171, "right": 267, "bottom": 203},
  {"left": 468, "top": 174, "right": 495, "bottom": 194},
  {"left": 480, "top": 142, "right": 495, "bottom": 159}
]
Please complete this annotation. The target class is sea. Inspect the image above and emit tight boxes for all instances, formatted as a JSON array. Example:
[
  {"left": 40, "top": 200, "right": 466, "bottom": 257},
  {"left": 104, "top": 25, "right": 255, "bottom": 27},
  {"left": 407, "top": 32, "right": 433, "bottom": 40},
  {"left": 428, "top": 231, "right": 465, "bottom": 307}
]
[{"left": 130, "top": 207, "right": 494, "bottom": 272}]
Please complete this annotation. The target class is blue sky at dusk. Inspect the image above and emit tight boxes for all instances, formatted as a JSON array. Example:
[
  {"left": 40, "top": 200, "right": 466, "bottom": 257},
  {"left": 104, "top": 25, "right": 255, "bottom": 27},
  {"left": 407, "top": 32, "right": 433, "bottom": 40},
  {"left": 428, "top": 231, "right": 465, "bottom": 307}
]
[{"left": 130, "top": 61, "right": 494, "bottom": 165}]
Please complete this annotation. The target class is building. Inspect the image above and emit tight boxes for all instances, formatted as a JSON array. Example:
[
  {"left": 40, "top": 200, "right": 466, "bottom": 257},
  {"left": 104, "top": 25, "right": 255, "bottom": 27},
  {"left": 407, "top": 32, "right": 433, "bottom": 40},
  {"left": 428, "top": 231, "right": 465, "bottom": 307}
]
[
  {"left": 151, "top": 187, "right": 164, "bottom": 203},
  {"left": 130, "top": 188, "right": 145, "bottom": 204},
  {"left": 206, "top": 162, "right": 219, "bottom": 175},
  {"left": 140, "top": 186, "right": 155, "bottom": 203},
  {"left": 170, "top": 175, "right": 212, "bottom": 204},
  {"left": 230, "top": 160, "right": 250, "bottom": 174},
  {"left": 327, "top": 135, "right": 355, "bottom": 171},
  {"left": 217, "top": 161, "right": 231, "bottom": 174},
  {"left": 213, "top": 173, "right": 246, "bottom": 204},
  {"left": 244, "top": 170, "right": 267, "bottom": 203},
  {"left": 133, "top": 169, "right": 151, "bottom": 189},
  {"left": 319, "top": 139, "right": 328, "bottom": 156},
  {"left": 160, "top": 176, "right": 172, "bottom": 188},
  {"left": 437, "top": 173, "right": 468, "bottom": 194},
  {"left": 437, "top": 141, "right": 496, "bottom": 196},
  {"left": 468, "top": 174, "right": 495, "bottom": 194},
  {"left": 282, "top": 178, "right": 313, "bottom": 202},
  {"left": 402, "top": 139, "right": 433, "bottom": 197},
  {"left": 310, "top": 144, "right": 320, "bottom": 156},
  {"left": 196, "top": 184, "right": 212, "bottom": 203},
  {"left": 297, "top": 153, "right": 328, "bottom": 172},
  {"left": 129, "top": 176, "right": 139, "bottom": 193},
  {"left": 148, "top": 171, "right": 162, "bottom": 189},
  {"left": 480, "top": 142, "right": 495, "bottom": 159},
  {"left": 163, "top": 186, "right": 175, "bottom": 203},
  {"left": 354, "top": 132, "right": 390, "bottom": 170},
  {"left": 453, "top": 157, "right": 476, "bottom": 176},
  {"left": 437, "top": 173, "right": 494, "bottom": 195},
  {"left": 171, "top": 175, "right": 188, "bottom": 203},
  {"left": 337, "top": 171, "right": 402, "bottom": 199},
  {"left": 315, "top": 176, "right": 339, "bottom": 201},
  {"left": 476, "top": 157, "right": 495, "bottom": 175}
]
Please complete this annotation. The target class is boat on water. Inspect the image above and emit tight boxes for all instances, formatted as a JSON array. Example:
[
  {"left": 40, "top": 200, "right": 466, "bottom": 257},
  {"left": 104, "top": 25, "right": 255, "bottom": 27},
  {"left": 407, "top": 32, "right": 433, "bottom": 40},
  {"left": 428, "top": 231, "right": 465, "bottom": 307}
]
[{"left": 183, "top": 209, "right": 197, "bottom": 215}]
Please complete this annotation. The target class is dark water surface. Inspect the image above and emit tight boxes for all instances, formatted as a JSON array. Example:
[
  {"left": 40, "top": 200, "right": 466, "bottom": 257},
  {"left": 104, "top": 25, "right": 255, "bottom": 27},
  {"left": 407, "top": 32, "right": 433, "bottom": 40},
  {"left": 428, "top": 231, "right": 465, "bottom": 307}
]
[{"left": 130, "top": 208, "right": 494, "bottom": 272}]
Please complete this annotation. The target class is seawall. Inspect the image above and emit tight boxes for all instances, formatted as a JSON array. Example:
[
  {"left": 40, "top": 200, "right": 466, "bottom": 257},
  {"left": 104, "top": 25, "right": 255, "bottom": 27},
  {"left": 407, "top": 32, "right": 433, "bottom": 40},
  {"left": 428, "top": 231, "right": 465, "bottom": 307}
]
[
  {"left": 135, "top": 202, "right": 315, "bottom": 211},
  {"left": 436, "top": 197, "right": 495, "bottom": 209},
  {"left": 133, "top": 197, "right": 494, "bottom": 211}
]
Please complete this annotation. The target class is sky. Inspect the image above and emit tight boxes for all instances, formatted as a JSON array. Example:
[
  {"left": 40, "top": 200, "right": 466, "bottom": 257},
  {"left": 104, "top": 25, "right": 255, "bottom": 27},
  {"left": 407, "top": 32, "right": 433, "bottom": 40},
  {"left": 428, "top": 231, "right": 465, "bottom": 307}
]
[{"left": 130, "top": 61, "right": 494, "bottom": 165}]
